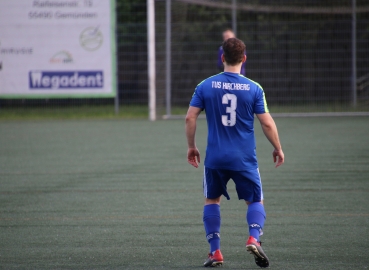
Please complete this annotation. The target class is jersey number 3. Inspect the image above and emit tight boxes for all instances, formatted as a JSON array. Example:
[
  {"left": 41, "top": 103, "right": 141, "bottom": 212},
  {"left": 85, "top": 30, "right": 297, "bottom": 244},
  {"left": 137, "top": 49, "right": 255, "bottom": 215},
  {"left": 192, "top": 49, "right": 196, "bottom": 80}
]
[{"left": 222, "top": 94, "right": 237, "bottom": 126}]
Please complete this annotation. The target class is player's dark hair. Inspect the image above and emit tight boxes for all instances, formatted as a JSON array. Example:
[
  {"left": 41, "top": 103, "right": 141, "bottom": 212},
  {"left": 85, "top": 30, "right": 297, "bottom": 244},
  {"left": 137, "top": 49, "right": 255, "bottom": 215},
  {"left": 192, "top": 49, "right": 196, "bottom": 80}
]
[{"left": 222, "top": 38, "right": 246, "bottom": 66}]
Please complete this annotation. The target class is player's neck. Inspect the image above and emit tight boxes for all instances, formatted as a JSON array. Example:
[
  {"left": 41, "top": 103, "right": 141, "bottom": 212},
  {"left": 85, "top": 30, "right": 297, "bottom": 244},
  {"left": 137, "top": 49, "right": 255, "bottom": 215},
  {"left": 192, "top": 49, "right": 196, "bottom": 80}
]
[{"left": 223, "top": 63, "right": 243, "bottom": 74}]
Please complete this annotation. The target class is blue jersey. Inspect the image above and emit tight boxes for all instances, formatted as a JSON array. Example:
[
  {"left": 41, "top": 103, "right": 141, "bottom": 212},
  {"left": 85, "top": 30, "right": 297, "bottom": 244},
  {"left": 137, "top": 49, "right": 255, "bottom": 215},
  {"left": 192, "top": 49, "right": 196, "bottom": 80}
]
[{"left": 190, "top": 72, "right": 269, "bottom": 171}]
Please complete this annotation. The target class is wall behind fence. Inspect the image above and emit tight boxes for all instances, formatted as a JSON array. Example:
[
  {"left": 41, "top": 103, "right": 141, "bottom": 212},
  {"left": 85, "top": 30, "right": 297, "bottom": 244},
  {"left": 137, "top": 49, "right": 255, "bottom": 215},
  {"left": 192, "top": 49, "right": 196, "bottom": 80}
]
[{"left": 117, "top": 0, "right": 147, "bottom": 106}]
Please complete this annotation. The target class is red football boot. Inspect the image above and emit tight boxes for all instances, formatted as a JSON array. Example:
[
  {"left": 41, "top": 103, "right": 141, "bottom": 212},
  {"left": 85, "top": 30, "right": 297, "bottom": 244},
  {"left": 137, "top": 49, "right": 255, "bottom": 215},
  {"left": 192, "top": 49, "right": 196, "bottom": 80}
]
[
  {"left": 203, "top": 249, "right": 223, "bottom": 267},
  {"left": 246, "top": 236, "right": 270, "bottom": 268}
]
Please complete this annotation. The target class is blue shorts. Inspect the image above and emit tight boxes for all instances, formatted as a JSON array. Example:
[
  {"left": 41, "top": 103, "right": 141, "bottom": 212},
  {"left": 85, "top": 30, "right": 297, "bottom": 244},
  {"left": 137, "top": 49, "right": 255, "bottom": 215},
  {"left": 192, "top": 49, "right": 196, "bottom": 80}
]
[{"left": 203, "top": 167, "right": 264, "bottom": 202}]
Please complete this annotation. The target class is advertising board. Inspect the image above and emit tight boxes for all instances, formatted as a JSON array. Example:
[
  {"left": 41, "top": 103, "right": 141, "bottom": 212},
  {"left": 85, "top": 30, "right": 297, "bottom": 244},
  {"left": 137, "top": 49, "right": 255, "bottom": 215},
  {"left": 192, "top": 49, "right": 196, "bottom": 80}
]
[{"left": 0, "top": 0, "right": 116, "bottom": 98}]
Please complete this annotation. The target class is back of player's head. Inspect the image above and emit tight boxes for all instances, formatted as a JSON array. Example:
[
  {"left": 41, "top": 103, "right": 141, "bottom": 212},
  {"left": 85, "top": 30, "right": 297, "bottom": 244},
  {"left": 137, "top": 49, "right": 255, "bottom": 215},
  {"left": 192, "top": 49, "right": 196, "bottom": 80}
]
[{"left": 222, "top": 38, "right": 246, "bottom": 66}]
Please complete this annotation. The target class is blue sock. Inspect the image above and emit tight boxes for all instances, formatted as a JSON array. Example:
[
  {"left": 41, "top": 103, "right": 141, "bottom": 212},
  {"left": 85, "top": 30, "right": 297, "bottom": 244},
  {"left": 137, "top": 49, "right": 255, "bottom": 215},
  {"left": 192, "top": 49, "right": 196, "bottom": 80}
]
[
  {"left": 247, "top": 202, "right": 266, "bottom": 241},
  {"left": 203, "top": 204, "right": 221, "bottom": 253}
]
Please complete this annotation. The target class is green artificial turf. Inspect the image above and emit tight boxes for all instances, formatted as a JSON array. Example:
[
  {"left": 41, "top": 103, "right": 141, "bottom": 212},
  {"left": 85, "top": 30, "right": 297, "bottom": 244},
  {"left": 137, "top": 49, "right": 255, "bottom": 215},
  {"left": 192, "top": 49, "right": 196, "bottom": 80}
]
[
  {"left": 0, "top": 105, "right": 148, "bottom": 120},
  {"left": 0, "top": 103, "right": 368, "bottom": 121},
  {"left": 0, "top": 117, "right": 368, "bottom": 269}
]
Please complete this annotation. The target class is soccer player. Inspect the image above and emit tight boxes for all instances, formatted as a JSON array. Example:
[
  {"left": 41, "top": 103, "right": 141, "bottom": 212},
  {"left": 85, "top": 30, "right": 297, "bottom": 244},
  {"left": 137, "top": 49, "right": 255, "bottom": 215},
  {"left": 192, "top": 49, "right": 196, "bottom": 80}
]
[
  {"left": 185, "top": 38, "right": 284, "bottom": 268},
  {"left": 217, "top": 29, "right": 246, "bottom": 75}
]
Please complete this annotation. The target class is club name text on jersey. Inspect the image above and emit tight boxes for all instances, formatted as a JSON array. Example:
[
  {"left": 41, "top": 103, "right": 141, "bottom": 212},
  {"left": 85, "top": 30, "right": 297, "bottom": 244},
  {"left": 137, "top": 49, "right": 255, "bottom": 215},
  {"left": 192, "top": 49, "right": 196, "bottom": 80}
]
[{"left": 212, "top": 81, "right": 250, "bottom": 91}]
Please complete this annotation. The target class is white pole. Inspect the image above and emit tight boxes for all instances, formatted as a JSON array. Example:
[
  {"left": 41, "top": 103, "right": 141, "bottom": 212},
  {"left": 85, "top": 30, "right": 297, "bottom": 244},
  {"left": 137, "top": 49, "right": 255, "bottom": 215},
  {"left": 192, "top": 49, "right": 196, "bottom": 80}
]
[
  {"left": 166, "top": 0, "right": 171, "bottom": 117},
  {"left": 114, "top": 0, "right": 119, "bottom": 114},
  {"left": 147, "top": 0, "right": 156, "bottom": 121},
  {"left": 351, "top": 0, "right": 357, "bottom": 107}
]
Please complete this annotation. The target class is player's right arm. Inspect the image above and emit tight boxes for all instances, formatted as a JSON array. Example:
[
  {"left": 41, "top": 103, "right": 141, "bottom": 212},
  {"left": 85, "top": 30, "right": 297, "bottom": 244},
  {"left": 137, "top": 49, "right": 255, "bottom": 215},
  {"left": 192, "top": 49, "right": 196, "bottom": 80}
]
[
  {"left": 186, "top": 83, "right": 205, "bottom": 168},
  {"left": 256, "top": 113, "right": 284, "bottom": 168},
  {"left": 185, "top": 106, "right": 202, "bottom": 168}
]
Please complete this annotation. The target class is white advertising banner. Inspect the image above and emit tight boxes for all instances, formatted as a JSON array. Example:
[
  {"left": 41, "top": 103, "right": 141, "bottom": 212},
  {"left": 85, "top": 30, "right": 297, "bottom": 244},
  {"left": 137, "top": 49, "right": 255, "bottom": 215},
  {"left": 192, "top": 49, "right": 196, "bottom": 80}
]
[{"left": 0, "top": 0, "right": 116, "bottom": 98}]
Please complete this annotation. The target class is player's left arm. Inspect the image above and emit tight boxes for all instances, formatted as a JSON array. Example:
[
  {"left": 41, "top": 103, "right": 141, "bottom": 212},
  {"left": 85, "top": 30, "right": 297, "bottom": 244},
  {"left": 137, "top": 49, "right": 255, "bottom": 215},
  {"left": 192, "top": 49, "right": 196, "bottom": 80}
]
[
  {"left": 256, "top": 113, "right": 284, "bottom": 168},
  {"left": 185, "top": 106, "right": 202, "bottom": 168},
  {"left": 254, "top": 86, "right": 284, "bottom": 168}
]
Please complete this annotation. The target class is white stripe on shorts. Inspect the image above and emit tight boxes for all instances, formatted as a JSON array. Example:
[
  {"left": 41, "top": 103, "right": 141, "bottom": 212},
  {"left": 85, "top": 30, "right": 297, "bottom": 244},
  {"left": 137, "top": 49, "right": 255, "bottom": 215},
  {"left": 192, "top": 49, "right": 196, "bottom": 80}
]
[
  {"left": 203, "top": 166, "right": 207, "bottom": 198},
  {"left": 257, "top": 168, "right": 264, "bottom": 200}
]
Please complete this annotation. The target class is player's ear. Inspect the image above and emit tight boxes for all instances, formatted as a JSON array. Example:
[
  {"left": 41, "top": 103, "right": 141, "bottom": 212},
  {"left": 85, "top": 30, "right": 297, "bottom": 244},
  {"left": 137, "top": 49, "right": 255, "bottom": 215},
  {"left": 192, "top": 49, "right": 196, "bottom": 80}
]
[
  {"left": 242, "top": 55, "right": 247, "bottom": 63},
  {"left": 221, "top": 54, "right": 225, "bottom": 63}
]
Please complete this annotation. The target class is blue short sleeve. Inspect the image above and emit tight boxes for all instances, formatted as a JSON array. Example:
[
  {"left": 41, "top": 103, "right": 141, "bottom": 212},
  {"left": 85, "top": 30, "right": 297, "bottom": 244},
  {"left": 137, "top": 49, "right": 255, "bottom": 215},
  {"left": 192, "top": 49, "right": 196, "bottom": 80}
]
[
  {"left": 190, "top": 84, "right": 204, "bottom": 109},
  {"left": 254, "top": 87, "right": 269, "bottom": 114}
]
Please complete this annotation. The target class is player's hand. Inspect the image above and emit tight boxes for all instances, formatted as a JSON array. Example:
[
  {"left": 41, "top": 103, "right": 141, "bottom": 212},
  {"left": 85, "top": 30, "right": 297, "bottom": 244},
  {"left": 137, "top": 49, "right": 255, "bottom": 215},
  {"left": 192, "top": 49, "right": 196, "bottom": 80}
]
[
  {"left": 273, "top": 149, "right": 284, "bottom": 168},
  {"left": 187, "top": 147, "right": 200, "bottom": 168}
]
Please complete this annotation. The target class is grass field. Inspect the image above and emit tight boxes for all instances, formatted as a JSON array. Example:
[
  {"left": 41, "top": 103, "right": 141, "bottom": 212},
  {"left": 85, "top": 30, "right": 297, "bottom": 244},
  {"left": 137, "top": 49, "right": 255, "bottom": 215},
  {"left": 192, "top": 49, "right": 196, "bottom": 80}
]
[
  {"left": 0, "top": 103, "right": 369, "bottom": 121},
  {"left": 0, "top": 117, "right": 368, "bottom": 269}
]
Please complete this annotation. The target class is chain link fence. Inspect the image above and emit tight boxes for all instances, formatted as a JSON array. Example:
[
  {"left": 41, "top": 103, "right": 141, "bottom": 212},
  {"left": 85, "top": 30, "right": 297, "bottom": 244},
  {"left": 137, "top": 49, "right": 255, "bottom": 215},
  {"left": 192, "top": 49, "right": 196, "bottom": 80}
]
[{"left": 154, "top": 0, "right": 369, "bottom": 114}]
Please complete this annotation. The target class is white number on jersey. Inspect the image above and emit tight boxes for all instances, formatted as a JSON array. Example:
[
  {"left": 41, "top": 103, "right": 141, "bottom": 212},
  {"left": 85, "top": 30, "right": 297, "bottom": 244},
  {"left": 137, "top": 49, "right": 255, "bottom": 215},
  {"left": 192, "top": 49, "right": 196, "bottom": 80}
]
[{"left": 222, "top": 94, "right": 237, "bottom": 126}]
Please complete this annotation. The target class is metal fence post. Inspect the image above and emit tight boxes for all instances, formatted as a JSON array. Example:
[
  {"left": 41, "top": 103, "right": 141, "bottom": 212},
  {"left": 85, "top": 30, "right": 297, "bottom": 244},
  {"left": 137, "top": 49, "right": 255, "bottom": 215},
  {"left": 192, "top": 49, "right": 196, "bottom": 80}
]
[
  {"left": 232, "top": 0, "right": 237, "bottom": 35},
  {"left": 352, "top": 0, "right": 357, "bottom": 107},
  {"left": 166, "top": 0, "right": 171, "bottom": 117}
]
